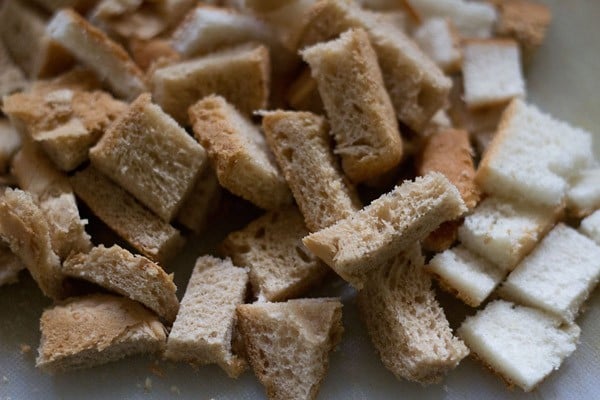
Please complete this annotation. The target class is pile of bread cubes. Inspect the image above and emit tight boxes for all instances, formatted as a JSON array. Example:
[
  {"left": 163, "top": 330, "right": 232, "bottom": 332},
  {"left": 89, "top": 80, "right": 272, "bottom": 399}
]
[{"left": 1, "top": 0, "right": 599, "bottom": 398}]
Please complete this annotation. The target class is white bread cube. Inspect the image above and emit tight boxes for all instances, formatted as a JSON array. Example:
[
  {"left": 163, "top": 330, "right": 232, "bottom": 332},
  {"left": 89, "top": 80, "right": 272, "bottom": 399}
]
[
  {"left": 47, "top": 9, "right": 147, "bottom": 100},
  {"left": 476, "top": 99, "right": 594, "bottom": 206},
  {"left": 458, "top": 196, "right": 558, "bottom": 271},
  {"left": 165, "top": 256, "right": 248, "bottom": 378},
  {"left": 566, "top": 168, "right": 600, "bottom": 218},
  {"left": 0, "top": 243, "right": 25, "bottom": 286},
  {"left": 413, "top": 18, "right": 461, "bottom": 73},
  {"left": 426, "top": 246, "right": 506, "bottom": 307},
  {"left": 462, "top": 39, "right": 525, "bottom": 109},
  {"left": 0, "top": 120, "right": 22, "bottom": 173},
  {"left": 408, "top": 0, "right": 497, "bottom": 38},
  {"left": 458, "top": 300, "right": 580, "bottom": 392},
  {"left": 580, "top": 210, "right": 600, "bottom": 246},
  {"left": 500, "top": 224, "right": 600, "bottom": 323}
]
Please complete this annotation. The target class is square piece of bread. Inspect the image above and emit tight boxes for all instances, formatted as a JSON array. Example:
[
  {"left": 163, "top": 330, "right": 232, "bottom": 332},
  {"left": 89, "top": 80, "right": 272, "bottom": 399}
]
[
  {"left": 458, "top": 300, "right": 580, "bottom": 392},
  {"left": 566, "top": 168, "right": 600, "bottom": 218},
  {"left": 500, "top": 224, "right": 600, "bottom": 323},
  {"left": 165, "top": 256, "right": 248, "bottom": 378},
  {"left": 413, "top": 17, "right": 462, "bottom": 73},
  {"left": 90, "top": 93, "right": 207, "bottom": 222},
  {"left": 580, "top": 210, "right": 600, "bottom": 246}
]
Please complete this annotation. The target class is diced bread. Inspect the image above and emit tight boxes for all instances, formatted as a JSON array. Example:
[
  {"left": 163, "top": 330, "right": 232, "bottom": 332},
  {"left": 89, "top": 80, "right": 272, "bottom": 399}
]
[
  {"left": 476, "top": 99, "right": 594, "bottom": 206},
  {"left": 462, "top": 39, "right": 525, "bottom": 109},
  {"left": 0, "top": 189, "right": 65, "bottom": 299},
  {"left": 0, "top": 40, "right": 28, "bottom": 100},
  {"left": 63, "top": 245, "right": 180, "bottom": 323},
  {"left": 458, "top": 300, "right": 580, "bottom": 392},
  {"left": 47, "top": 9, "right": 147, "bottom": 100},
  {"left": 175, "top": 167, "right": 221, "bottom": 234},
  {"left": 0, "top": 243, "right": 25, "bottom": 286},
  {"left": 301, "top": 28, "right": 402, "bottom": 183},
  {"left": 0, "top": 0, "right": 74, "bottom": 78},
  {"left": 300, "top": 0, "right": 451, "bottom": 131},
  {"left": 221, "top": 207, "right": 328, "bottom": 301},
  {"left": 499, "top": 224, "right": 600, "bottom": 323},
  {"left": 580, "top": 210, "right": 600, "bottom": 246},
  {"left": 303, "top": 172, "right": 467, "bottom": 288},
  {"left": 285, "top": 67, "right": 324, "bottom": 114},
  {"left": 261, "top": 110, "right": 360, "bottom": 231},
  {"left": 36, "top": 294, "right": 167, "bottom": 373},
  {"left": 189, "top": 95, "right": 291, "bottom": 210},
  {"left": 458, "top": 196, "right": 558, "bottom": 271},
  {"left": 128, "top": 38, "right": 180, "bottom": 72},
  {"left": 0, "top": 120, "right": 22, "bottom": 173},
  {"left": 151, "top": 43, "right": 270, "bottom": 124},
  {"left": 426, "top": 245, "right": 506, "bottom": 307},
  {"left": 70, "top": 167, "right": 185, "bottom": 264},
  {"left": 566, "top": 168, "right": 600, "bottom": 218},
  {"left": 90, "top": 93, "right": 207, "bottom": 222},
  {"left": 165, "top": 256, "right": 248, "bottom": 378},
  {"left": 358, "top": 245, "right": 469, "bottom": 384},
  {"left": 237, "top": 298, "right": 343, "bottom": 400},
  {"left": 413, "top": 17, "right": 462, "bottom": 73}
]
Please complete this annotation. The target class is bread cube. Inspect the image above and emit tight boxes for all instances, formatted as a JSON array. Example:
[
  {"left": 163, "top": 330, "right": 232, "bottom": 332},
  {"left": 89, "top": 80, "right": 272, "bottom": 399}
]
[
  {"left": 566, "top": 168, "right": 600, "bottom": 218},
  {"left": 413, "top": 18, "right": 461, "bottom": 73},
  {"left": 580, "top": 210, "right": 600, "bottom": 246},
  {"left": 175, "top": 167, "right": 221, "bottom": 234}
]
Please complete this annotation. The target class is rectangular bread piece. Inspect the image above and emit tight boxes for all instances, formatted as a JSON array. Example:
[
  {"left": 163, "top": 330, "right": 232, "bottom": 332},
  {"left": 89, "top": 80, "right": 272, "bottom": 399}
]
[
  {"left": 90, "top": 93, "right": 207, "bottom": 222},
  {"left": 165, "top": 256, "right": 248, "bottom": 378},
  {"left": 303, "top": 172, "right": 467, "bottom": 288},
  {"left": 175, "top": 167, "right": 222, "bottom": 234},
  {"left": 70, "top": 167, "right": 185, "bottom": 264},
  {"left": 261, "top": 110, "right": 360, "bottom": 231},
  {"left": 358, "top": 245, "right": 469, "bottom": 384},
  {"left": 580, "top": 210, "right": 600, "bottom": 246}
]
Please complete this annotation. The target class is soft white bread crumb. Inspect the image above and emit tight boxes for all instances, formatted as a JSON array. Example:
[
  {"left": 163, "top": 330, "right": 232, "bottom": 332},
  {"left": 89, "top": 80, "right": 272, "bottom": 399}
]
[
  {"left": 580, "top": 210, "right": 600, "bottom": 246},
  {"left": 500, "top": 224, "right": 600, "bottom": 323},
  {"left": 165, "top": 256, "right": 248, "bottom": 378},
  {"left": 237, "top": 298, "right": 343, "bottom": 400},
  {"left": 476, "top": 99, "right": 594, "bottom": 206},
  {"left": 0, "top": 120, "right": 22, "bottom": 173},
  {"left": 566, "top": 168, "right": 600, "bottom": 218},
  {"left": 358, "top": 245, "right": 469, "bottom": 384},
  {"left": 90, "top": 93, "right": 207, "bottom": 222},
  {"left": 0, "top": 243, "right": 25, "bottom": 286},
  {"left": 303, "top": 172, "right": 467, "bottom": 288},
  {"left": 426, "top": 245, "right": 506, "bottom": 307},
  {"left": 413, "top": 18, "right": 461, "bottom": 73},
  {"left": 47, "top": 9, "right": 147, "bottom": 100},
  {"left": 458, "top": 300, "right": 580, "bottom": 392},
  {"left": 458, "top": 196, "right": 558, "bottom": 271},
  {"left": 36, "top": 294, "right": 167, "bottom": 373}
]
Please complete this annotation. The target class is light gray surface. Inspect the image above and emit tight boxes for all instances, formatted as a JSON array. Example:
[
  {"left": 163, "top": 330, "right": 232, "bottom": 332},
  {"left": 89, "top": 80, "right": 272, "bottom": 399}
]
[{"left": 1, "top": 1, "right": 599, "bottom": 399}]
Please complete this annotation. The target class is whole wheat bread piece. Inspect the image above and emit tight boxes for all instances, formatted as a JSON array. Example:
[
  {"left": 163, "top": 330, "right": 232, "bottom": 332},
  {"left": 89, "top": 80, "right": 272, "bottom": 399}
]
[
  {"left": 0, "top": 0, "right": 74, "bottom": 79},
  {"left": 0, "top": 120, "right": 22, "bottom": 174},
  {"left": 301, "top": 28, "right": 403, "bottom": 183},
  {"left": 90, "top": 93, "right": 207, "bottom": 222},
  {"left": 221, "top": 207, "right": 329, "bottom": 301},
  {"left": 303, "top": 172, "right": 467, "bottom": 288},
  {"left": 151, "top": 42, "right": 270, "bottom": 125},
  {"left": 70, "top": 167, "right": 185, "bottom": 264},
  {"left": 261, "top": 110, "right": 360, "bottom": 231},
  {"left": 285, "top": 67, "right": 324, "bottom": 114},
  {"left": 165, "top": 256, "right": 248, "bottom": 378},
  {"left": 358, "top": 245, "right": 469, "bottom": 384},
  {"left": 175, "top": 166, "right": 222, "bottom": 234},
  {"left": 36, "top": 294, "right": 167, "bottom": 373},
  {"left": 0, "top": 243, "right": 25, "bottom": 286},
  {"left": 237, "top": 298, "right": 343, "bottom": 400},
  {"left": 0, "top": 188, "right": 65, "bottom": 299},
  {"left": 300, "top": 0, "right": 451, "bottom": 131},
  {"left": 47, "top": 9, "right": 147, "bottom": 100},
  {"left": 189, "top": 95, "right": 291, "bottom": 210},
  {"left": 63, "top": 245, "right": 180, "bottom": 323},
  {"left": 0, "top": 41, "right": 28, "bottom": 101}
]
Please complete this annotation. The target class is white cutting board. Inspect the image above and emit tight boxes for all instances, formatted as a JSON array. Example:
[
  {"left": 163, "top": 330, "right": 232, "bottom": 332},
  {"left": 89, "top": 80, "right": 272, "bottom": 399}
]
[{"left": 1, "top": 1, "right": 599, "bottom": 399}]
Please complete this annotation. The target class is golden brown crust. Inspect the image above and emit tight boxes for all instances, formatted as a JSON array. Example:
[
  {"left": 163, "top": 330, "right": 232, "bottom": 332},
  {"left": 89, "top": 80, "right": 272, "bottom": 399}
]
[
  {"left": 422, "top": 219, "right": 461, "bottom": 253},
  {"left": 495, "top": 0, "right": 552, "bottom": 58}
]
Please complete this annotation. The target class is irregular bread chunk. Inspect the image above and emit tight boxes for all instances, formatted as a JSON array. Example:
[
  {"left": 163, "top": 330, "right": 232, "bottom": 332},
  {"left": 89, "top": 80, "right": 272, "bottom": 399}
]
[
  {"left": 413, "top": 17, "right": 462, "bottom": 73},
  {"left": 500, "top": 224, "right": 600, "bottom": 323},
  {"left": 566, "top": 168, "right": 600, "bottom": 218},
  {"left": 71, "top": 167, "right": 185, "bottom": 264},
  {"left": 303, "top": 173, "right": 467, "bottom": 288},
  {"left": 47, "top": 9, "right": 147, "bottom": 100},
  {"left": 476, "top": 99, "right": 594, "bottom": 206},
  {"left": 221, "top": 207, "right": 328, "bottom": 301},
  {"left": 301, "top": 28, "right": 402, "bottom": 182},
  {"left": 0, "top": 120, "right": 22, "bottom": 173},
  {"left": 237, "top": 298, "right": 343, "bottom": 400},
  {"left": 580, "top": 210, "right": 600, "bottom": 246},
  {"left": 261, "top": 110, "right": 360, "bottom": 231},
  {"left": 458, "top": 300, "right": 580, "bottom": 392},
  {"left": 358, "top": 245, "right": 469, "bottom": 384},
  {"left": 63, "top": 245, "right": 179, "bottom": 323},
  {"left": 90, "top": 93, "right": 207, "bottom": 222},
  {"left": 0, "top": 41, "right": 28, "bottom": 100},
  {"left": 152, "top": 43, "right": 270, "bottom": 124},
  {"left": 36, "top": 294, "right": 167, "bottom": 373},
  {"left": 165, "top": 256, "right": 248, "bottom": 378},
  {"left": 0, "top": 243, "right": 25, "bottom": 286},
  {"left": 426, "top": 245, "right": 506, "bottom": 307},
  {"left": 175, "top": 167, "right": 222, "bottom": 234},
  {"left": 189, "top": 95, "right": 291, "bottom": 210}
]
